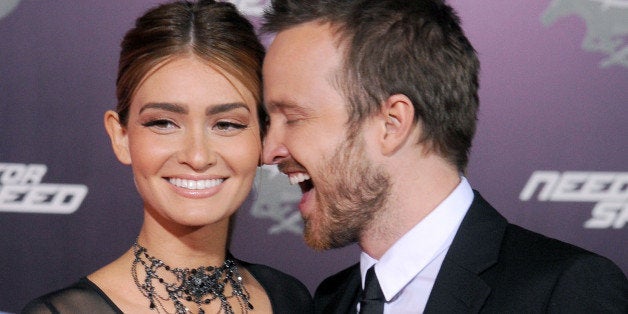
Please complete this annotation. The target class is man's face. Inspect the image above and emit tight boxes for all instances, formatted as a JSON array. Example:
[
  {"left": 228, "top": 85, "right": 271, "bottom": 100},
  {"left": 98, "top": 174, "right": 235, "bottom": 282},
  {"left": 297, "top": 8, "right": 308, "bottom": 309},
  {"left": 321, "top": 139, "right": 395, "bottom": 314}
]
[{"left": 262, "top": 22, "right": 390, "bottom": 250}]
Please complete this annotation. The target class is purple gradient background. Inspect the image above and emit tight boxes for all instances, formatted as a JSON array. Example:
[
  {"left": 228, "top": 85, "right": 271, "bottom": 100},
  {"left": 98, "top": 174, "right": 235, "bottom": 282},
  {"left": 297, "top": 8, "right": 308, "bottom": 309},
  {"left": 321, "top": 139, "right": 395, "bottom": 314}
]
[{"left": 1, "top": 1, "right": 625, "bottom": 312}]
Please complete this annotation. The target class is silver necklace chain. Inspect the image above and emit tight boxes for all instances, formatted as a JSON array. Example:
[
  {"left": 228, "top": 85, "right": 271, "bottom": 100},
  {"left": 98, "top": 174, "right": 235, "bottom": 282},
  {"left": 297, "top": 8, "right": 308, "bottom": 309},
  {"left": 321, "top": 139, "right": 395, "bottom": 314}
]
[{"left": 131, "top": 242, "right": 253, "bottom": 314}]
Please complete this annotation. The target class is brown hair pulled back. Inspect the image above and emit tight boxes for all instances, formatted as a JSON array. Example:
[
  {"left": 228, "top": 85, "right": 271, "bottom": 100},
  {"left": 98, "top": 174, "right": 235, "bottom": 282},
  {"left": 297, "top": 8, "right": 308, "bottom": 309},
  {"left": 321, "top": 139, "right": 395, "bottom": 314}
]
[{"left": 116, "top": 0, "right": 265, "bottom": 132}]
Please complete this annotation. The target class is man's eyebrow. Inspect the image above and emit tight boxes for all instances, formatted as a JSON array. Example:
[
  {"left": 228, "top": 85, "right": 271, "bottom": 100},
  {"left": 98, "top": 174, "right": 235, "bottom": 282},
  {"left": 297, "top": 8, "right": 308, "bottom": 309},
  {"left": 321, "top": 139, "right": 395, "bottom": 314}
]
[
  {"left": 265, "top": 100, "right": 310, "bottom": 113},
  {"left": 206, "top": 102, "right": 250, "bottom": 115},
  {"left": 139, "top": 102, "right": 187, "bottom": 114},
  {"left": 266, "top": 101, "right": 317, "bottom": 117}
]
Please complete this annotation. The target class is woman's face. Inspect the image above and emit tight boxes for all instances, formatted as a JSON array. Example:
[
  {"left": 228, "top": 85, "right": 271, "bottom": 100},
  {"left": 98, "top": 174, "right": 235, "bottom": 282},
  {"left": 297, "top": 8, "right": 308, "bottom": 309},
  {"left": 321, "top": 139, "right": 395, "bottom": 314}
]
[{"left": 108, "top": 56, "right": 261, "bottom": 228}]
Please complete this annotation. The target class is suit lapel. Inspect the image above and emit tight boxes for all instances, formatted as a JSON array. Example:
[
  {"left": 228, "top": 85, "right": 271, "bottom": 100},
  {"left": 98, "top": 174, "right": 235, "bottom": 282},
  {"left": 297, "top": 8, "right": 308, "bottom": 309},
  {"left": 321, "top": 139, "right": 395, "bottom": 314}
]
[{"left": 424, "top": 191, "right": 507, "bottom": 313}]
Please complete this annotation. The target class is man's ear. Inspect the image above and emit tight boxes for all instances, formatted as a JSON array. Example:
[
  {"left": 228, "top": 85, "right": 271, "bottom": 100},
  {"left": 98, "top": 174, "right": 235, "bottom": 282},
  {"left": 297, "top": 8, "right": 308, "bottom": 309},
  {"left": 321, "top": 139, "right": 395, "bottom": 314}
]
[
  {"left": 379, "top": 94, "right": 415, "bottom": 156},
  {"left": 104, "top": 110, "right": 131, "bottom": 165}
]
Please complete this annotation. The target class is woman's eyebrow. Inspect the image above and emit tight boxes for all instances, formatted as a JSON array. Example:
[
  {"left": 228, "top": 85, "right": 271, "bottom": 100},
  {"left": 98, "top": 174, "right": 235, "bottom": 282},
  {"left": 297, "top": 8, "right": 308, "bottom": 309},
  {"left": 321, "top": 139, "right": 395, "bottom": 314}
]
[
  {"left": 139, "top": 102, "right": 187, "bottom": 114},
  {"left": 137, "top": 102, "right": 250, "bottom": 115},
  {"left": 206, "top": 102, "right": 250, "bottom": 115}
]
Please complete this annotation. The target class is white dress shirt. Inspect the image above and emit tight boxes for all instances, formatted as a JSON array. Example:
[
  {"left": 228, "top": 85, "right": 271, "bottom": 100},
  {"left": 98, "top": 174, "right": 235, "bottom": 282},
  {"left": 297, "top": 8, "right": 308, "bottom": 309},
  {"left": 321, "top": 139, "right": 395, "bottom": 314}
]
[{"left": 359, "top": 177, "right": 474, "bottom": 313}]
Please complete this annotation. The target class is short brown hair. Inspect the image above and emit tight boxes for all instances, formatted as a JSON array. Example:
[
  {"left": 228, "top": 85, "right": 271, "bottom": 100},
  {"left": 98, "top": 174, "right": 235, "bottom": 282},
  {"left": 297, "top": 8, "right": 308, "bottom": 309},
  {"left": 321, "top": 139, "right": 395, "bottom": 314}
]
[{"left": 263, "top": 0, "right": 479, "bottom": 171}]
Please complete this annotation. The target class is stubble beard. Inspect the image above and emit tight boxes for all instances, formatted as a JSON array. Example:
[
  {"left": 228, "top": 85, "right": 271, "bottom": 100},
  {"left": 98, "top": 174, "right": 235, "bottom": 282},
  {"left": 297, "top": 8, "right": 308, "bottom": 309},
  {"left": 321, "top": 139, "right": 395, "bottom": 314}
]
[{"left": 304, "top": 135, "right": 391, "bottom": 251}]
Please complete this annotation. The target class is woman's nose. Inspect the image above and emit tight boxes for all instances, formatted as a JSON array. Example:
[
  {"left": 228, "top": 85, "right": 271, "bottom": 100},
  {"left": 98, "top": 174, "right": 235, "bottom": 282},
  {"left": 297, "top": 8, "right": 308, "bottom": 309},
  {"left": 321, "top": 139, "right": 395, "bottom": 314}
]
[{"left": 178, "top": 130, "right": 216, "bottom": 170}]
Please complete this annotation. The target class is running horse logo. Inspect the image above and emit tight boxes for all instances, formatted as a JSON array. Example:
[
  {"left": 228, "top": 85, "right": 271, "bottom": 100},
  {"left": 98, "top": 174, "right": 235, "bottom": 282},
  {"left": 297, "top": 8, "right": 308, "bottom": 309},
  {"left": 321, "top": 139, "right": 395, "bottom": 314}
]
[
  {"left": 230, "top": 0, "right": 267, "bottom": 18},
  {"left": 0, "top": 0, "right": 21, "bottom": 21},
  {"left": 541, "top": 0, "right": 628, "bottom": 68},
  {"left": 541, "top": 0, "right": 628, "bottom": 67}
]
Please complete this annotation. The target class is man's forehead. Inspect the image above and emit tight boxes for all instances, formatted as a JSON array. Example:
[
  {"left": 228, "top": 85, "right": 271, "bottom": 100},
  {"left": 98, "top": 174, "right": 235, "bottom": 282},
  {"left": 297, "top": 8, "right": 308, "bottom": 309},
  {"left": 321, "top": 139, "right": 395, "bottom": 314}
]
[
  {"left": 263, "top": 22, "right": 347, "bottom": 115},
  {"left": 265, "top": 25, "right": 344, "bottom": 81},
  {"left": 267, "top": 21, "right": 341, "bottom": 59}
]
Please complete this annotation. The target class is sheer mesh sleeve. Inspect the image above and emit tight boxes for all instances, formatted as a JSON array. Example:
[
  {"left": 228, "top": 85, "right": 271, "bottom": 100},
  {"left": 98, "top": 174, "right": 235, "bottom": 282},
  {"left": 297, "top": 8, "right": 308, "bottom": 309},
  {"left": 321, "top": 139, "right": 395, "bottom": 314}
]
[{"left": 21, "top": 278, "right": 122, "bottom": 314}]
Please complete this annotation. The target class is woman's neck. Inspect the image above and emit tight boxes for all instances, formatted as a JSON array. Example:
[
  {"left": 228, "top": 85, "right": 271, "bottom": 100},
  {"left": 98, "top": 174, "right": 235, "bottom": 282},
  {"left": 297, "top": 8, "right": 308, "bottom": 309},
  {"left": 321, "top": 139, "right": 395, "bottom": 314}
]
[{"left": 136, "top": 212, "right": 231, "bottom": 268}]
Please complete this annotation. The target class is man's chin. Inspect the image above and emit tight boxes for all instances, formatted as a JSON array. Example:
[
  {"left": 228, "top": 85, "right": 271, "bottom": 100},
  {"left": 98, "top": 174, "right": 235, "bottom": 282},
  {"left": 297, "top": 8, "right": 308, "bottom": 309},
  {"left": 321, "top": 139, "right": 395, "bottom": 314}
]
[
  {"left": 303, "top": 221, "right": 356, "bottom": 251},
  {"left": 303, "top": 221, "right": 333, "bottom": 251},
  {"left": 304, "top": 238, "right": 330, "bottom": 251},
  {"left": 303, "top": 222, "right": 326, "bottom": 251}
]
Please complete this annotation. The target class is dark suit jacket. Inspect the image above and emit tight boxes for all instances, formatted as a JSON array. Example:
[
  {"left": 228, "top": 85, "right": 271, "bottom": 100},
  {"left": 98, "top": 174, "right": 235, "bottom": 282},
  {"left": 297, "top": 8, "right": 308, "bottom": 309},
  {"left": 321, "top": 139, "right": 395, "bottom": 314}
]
[{"left": 314, "top": 191, "right": 627, "bottom": 313}]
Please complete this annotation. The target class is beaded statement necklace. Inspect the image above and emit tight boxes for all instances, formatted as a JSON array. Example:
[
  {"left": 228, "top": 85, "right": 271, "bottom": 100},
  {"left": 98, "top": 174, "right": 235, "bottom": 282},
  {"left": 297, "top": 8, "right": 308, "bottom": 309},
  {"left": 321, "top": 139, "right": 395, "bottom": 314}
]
[{"left": 131, "top": 242, "right": 253, "bottom": 314}]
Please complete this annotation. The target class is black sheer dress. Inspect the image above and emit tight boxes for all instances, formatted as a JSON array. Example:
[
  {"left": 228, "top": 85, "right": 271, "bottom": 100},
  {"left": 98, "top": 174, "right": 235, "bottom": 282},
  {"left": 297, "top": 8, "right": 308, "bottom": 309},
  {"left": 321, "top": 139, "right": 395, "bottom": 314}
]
[{"left": 22, "top": 260, "right": 313, "bottom": 314}]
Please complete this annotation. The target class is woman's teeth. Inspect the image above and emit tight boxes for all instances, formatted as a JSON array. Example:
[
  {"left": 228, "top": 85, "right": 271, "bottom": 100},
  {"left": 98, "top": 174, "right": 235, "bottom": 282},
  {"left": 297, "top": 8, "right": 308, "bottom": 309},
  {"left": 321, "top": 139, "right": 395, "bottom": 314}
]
[{"left": 169, "top": 178, "right": 224, "bottom": 190}]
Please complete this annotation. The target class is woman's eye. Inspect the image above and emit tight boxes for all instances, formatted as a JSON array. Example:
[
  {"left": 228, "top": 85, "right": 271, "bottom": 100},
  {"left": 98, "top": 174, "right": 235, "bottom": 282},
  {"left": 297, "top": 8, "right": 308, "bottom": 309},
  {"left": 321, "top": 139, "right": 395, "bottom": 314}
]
[
  {"left": 214, "top": 121, "right": 247, "bottom": 132},
  {"left": 142, "top": 119, "right": 177, "bottom": 129}
]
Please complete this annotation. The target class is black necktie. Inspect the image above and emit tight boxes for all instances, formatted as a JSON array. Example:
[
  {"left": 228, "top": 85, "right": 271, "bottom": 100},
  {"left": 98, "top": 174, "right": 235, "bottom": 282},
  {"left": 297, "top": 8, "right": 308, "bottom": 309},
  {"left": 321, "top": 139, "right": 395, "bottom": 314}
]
[{"left": 359, "top": 266, "right": 385, "bottom": 314}]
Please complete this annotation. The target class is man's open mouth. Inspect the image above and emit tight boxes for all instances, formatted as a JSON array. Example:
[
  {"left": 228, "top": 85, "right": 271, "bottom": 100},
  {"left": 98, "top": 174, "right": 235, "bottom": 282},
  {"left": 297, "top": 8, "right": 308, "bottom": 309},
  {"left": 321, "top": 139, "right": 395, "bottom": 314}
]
[{"left": 288, "top": 172, "right": 314, "bottom": 193}]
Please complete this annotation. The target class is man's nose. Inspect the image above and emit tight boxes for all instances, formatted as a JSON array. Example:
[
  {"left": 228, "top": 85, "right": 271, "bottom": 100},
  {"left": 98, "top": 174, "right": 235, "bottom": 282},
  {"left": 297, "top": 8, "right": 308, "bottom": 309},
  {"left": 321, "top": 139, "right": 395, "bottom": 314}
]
[{"left": 262, "top": 124, "right": 290, "bottom": 165}]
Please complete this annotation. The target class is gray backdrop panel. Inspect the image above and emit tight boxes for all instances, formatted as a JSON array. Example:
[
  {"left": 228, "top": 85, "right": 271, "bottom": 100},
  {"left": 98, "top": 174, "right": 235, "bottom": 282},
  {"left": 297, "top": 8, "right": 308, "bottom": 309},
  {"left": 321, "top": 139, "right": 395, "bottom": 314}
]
[{"left": 1, "top": 0, "right": 626, "bottom": 312}]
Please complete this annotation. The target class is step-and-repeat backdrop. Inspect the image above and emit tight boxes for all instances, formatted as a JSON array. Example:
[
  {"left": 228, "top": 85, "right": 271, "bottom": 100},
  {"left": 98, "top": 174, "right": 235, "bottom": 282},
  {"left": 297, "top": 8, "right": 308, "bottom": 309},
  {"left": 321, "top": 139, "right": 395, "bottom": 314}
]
[{"left": 1, "top": 0, "right": 626, "bottom": 312}]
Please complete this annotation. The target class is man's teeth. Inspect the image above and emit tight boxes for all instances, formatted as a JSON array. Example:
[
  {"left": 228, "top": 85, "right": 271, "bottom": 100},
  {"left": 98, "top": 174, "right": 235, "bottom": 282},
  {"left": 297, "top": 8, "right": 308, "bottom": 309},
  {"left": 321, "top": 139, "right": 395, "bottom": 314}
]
[
  {"left": 169, "top": 178, "right": 224, "bottom": 190},
  {"left": 289, "top": 173, "right": 311, "bottom": 185}
]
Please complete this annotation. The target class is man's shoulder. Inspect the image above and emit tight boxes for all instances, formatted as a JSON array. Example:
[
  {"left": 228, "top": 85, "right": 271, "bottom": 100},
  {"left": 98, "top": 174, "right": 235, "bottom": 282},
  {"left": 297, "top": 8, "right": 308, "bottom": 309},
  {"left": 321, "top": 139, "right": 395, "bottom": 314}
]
[
  {"left": 506, "top": 222, "right": 625, "bottom": 277},
  {"left": 479, "top": 223, "right": 628, "bottom": 311},
  {"left": 501, "top": 222, "right": 612, "bottom": 265},
  {"left": 468, "top": 192, "right": 622, "bottom": 270}
]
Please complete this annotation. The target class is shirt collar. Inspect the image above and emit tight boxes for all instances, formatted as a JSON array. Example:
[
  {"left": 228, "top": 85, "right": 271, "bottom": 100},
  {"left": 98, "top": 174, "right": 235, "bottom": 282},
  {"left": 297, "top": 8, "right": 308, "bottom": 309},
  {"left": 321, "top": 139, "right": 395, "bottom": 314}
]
[{"left": 360, "top": 176, "right": 473, "bottom": 301}]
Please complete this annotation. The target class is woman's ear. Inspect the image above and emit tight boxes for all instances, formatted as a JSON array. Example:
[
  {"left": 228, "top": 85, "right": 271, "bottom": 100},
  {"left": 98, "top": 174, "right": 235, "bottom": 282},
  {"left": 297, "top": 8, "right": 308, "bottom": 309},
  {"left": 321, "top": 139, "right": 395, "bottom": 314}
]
[
  {"left": 380, "top": 94, "right": 415, "bottom": 156},
  {"left": 104, "top": 110, "right": 132, "bottom": 165}
]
